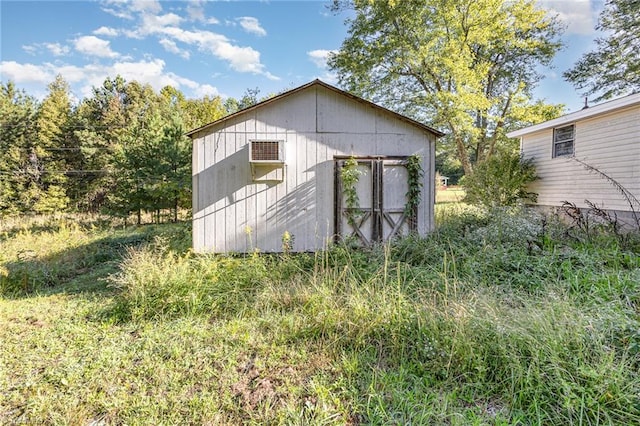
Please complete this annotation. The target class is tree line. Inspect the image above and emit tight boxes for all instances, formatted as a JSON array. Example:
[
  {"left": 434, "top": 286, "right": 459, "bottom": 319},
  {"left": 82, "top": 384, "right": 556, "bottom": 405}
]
[
  {"left": 0, "top": 75, "right": 261, "bottom": 222},
  {"left": 2, "top": 0, "right": 636, "bottom": 217}
]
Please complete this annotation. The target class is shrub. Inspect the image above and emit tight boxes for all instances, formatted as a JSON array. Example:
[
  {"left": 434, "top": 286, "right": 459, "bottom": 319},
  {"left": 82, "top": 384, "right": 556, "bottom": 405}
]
[{"left": 463, "top": 151, "right": 538, "bottom": 207}]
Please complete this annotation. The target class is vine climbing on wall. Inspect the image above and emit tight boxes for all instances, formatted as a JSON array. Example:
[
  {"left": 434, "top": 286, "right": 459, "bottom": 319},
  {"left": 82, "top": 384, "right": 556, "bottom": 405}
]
[
  {"left": 405, "top": 154, "right": 423, "bottom": 230},
  {"left": 341, "top": 157, "right": 362, "bottom": 227}
]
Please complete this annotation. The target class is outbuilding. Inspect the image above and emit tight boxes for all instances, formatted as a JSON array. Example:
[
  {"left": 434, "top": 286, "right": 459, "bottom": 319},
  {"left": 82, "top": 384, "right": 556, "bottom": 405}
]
[
  {"left": 507, "top": 93, "right": 640, "bottom": 226},
  {"left": 187, "top": 80, "right": 443, "bottom": 253}
]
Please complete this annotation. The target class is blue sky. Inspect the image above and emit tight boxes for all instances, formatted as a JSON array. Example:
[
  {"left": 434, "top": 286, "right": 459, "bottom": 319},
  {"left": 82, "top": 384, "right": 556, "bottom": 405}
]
[{"left": 1, "top": 0, "right": 604, "bottom": 113}]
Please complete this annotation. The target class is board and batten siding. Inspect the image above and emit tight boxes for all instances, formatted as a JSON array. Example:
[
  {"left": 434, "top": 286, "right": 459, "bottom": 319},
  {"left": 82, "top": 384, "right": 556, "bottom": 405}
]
[
  {"left": 521, "top": 104, "right": 639, "bottom": 211},
  {"left": 191, "top": 83, "right": 437, "bottom": 253}
]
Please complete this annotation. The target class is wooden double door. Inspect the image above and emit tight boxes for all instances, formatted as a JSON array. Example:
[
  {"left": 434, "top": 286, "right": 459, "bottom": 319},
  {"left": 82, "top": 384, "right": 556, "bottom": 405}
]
[{"left": 334, "top": 156, "right": 417, "bottom": 246}]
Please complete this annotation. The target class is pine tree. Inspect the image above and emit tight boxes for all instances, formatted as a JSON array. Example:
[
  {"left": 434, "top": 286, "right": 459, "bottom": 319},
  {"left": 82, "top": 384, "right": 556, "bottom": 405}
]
[
  {"left": 33, "top": 75, "right": 72, "bottom": 213},
  {"left": 0, "top": 82, "right": 40, "bottom": 215}
]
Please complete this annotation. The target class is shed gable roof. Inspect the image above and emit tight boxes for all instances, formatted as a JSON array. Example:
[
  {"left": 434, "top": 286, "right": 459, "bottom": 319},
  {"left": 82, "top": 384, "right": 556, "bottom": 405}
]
[
  {"left": 186, "top": 79, "right": 444, "bottom": 138},
  {"left": 507, "top": 92, "right": 640, "bottom": 138}
]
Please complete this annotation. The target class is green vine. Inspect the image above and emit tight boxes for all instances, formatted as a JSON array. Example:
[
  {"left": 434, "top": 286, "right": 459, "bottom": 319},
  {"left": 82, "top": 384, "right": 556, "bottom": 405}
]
[
  {"left": 405, "top": 154, "right": 423, "bottom": 228},
  {"left": 341, "top": 157, "right": 362, "bottom": 227}
]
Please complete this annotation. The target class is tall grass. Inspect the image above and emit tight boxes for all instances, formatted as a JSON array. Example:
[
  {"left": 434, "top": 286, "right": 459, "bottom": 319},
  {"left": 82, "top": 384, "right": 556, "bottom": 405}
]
[
  {"left": 100, "top": 206, "right": 640, "bottom": 424},
  {"left": 2, "top": 209, "right": 639, "bottom": 424},
  {"left": 0, "top": 216, "right": 190, "bottom": 295}
]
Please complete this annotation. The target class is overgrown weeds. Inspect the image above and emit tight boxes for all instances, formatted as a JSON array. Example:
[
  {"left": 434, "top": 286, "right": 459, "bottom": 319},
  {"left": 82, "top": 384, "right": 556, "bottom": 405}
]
[
  {"left": 0, "top": 216, "right": 190, "bottom": 296},
  {"left": 2, "top": 209, "right": 639, "bottom": 424}
]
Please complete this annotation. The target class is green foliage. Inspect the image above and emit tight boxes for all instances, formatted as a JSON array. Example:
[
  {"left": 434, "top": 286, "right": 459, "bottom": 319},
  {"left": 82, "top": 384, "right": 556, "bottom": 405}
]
[
  {"left": 0, "top": 74, "right": 233, "bottom": 219},
  {"left": 340, "top": 157, "right": 362, "bottom": 227},
  {"left": 2, "top": 213, "right": 639, "bottom": 424},
  {"left": 329, "top": 0, "right": 564, "bottom": 174},
  {"left": 109, "top": 246, "right": 274, "bottom": 322},
  {"left": 0, "top": 216, "right": 186, "bottom": 296},
  {"left": 404, "top": 154, "right": 423, "bottom": 220},
  {"left": 0, "top": 82, "right": 44, "bottom": 215},
  {"left": 462, "top": 151, "right": 538, "bottom": 207},
  {"left": 564, "top": 0, "right": 640, "bottom": 101}
]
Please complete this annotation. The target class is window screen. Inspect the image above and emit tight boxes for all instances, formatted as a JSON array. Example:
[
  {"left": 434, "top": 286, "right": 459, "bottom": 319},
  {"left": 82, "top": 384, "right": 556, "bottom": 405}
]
[{"left": 553, "top": 125, "right": 574, "bottom": 158}]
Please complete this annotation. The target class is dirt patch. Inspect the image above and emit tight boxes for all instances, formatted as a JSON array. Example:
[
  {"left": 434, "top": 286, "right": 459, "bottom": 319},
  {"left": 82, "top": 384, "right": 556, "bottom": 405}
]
[{"left": 231, "top": 351, "right": 298, "bottom": 412}]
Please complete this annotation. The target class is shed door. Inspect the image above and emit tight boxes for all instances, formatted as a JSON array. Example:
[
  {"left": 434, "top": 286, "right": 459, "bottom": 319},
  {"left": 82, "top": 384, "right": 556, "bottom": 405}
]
[{"left": 334, "top": 157, "right": 417, "bottom": 246}]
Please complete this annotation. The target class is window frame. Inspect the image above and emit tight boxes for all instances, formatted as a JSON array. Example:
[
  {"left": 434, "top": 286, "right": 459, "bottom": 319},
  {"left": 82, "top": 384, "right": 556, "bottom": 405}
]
[{"left": 552, "top": 124, "right": 575, "bottom": 158}]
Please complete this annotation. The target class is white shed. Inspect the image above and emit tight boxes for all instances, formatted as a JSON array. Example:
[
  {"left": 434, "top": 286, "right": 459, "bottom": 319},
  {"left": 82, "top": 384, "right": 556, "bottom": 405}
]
[
  {"left": 187, "top": 80, "right": 443, "bottom": 253},
  {"left": 507, "top": 93, "right": 640, "bottom": 222}
]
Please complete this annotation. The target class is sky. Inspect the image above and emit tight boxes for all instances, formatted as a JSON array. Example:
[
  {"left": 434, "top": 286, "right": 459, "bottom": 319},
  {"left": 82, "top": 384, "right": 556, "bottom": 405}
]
[{"left": 1, "top": 0, "right": 605, "bottom": 114}]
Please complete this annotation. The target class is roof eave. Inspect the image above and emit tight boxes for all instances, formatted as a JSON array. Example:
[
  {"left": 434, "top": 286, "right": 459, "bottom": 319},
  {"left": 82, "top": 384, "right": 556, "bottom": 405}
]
[
  {"left": 507, "top": 92, "right": 640, "bottom": 138},
  {"left": 186, "top": 79, "right": 445, "bottom": 139}
]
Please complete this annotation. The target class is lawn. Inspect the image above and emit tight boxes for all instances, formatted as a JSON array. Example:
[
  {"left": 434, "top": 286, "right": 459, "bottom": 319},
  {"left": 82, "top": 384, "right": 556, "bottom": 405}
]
[
  {"left": 1, "top": 209, "right": 639, "bottom": 425},
  {"left": 436, "top": 185, "right": 466, "bottom": 204}
]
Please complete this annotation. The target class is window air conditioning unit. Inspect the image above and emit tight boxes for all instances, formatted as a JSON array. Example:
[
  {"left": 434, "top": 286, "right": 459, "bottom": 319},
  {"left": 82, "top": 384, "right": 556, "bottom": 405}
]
[
  {"left": 249, "top": 140, "right": 285, "bottom": 182},
  {"left": 249, "top": 140, "right": 285, "bottom": 165}
]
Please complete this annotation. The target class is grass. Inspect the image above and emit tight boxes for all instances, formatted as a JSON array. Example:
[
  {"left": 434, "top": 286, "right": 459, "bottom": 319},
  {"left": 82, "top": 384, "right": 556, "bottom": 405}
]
[
  {"left": 1, "top": 209, "right": 639, "bottom": 425},
  {"left": 436, "top": 185, "right": 466, "bottom": 204}
]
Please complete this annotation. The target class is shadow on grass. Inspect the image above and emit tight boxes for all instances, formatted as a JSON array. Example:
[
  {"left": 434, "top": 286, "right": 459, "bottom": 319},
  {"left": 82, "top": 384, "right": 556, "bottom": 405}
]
[{"left": 0, "top": 223, "right": 191, "bottom": 299}]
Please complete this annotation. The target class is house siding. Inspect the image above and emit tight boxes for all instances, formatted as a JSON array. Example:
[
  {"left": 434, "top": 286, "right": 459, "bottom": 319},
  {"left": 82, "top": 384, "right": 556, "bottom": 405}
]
[
  {"left": 521, "top": 105, "right": 639, "bottom": 211},
  {"left": 191, "top": 84, "right": 437, "bottom": 253}
]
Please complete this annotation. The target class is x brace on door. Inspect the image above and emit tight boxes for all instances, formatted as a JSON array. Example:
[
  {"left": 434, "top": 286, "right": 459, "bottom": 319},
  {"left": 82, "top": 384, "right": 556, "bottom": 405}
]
[{"left": 334, "top": 156, "right": 417, "bottom": 246}]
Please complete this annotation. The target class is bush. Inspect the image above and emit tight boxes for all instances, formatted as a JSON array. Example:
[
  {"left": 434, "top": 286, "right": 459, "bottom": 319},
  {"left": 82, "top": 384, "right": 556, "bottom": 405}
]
[{"left": 463, "top": 151, "right": 538, "bottom": 207}]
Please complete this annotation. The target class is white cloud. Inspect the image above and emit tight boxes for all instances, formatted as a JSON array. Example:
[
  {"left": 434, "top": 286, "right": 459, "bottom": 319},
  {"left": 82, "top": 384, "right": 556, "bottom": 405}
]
[
  {"left": 138, "top": 12, "right": 184, "bottom": 35},
  {"left": 22, "top": 44, "right": 39, "bottom": 55},
  {"left": 307, "top": 49, "right": 335, "bottom": 69},
  {"left": 169, "top": 74, "right": 220, "bottom": 97},
  {"left": 237, "top": 17, "right": 267, "bottom": 37},
  {"left": 22, "top": 43, "right": 70, "bottom": 57},
  {"left": 129, "top": 0, "right": 161, "bottom": 14},
  {"left": 100, "top": 3, "right": 134, "bottom": 21},
  {"left": 307, "top": 50, "right": 338, "bottom": 83},
  {"left": 198, "top": 84, "right": 220, "bottom": 97},
  {"left": 74, "top": 36, "right": 119, "bottom": 58},
  {"left": 159, "top": 38, "right": 190, "bottom": 59},
  {"left": 0, "top": 59, "right": 222, "bottom": 100},
  {"left": 155, "top": 26, "right": 279, "bottom": 79},
  {"left": 44, "top": 43, "right": 70, "bottom": 57},
  {"left": 94, "top": 26, "right": 119, "bottom": 37},
  {"left": 0, "top": 61, "right": 53, "bottom": 83},
  {"left": 539, "top": 0, "right": 597, "bottom": 35},
  {"left": 186, "top": 1, "right": 203, "bottom": 20},
  {"left": 66, "top": 0, "right": 277, "bottom": 84}
]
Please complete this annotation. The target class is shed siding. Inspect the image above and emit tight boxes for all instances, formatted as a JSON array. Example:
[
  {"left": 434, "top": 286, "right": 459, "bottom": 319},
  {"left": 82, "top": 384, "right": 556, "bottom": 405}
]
[
  {"left": 521, "top": 105, "right": 639, "bottom": 211},
  {"left": 192, "top": 85, "right": 436, "bottom": 253}
]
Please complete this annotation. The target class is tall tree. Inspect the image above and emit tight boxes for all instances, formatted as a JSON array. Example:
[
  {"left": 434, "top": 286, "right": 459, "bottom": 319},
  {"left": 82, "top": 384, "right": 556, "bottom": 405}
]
[
  {"left": 564, "top": 0, "right": 640, "bottom": 102},
  {"left": 33, "top": 75, "right": 73, "bottom": 213},
  {"left": 72, "top": 76, "right": 129, "bottom": 210},
  {"left": 0, "top": 82, "right": 39, "bottom": 215},
  {"left": 329, "top": 0, "right": 563, "bottom": 174}
]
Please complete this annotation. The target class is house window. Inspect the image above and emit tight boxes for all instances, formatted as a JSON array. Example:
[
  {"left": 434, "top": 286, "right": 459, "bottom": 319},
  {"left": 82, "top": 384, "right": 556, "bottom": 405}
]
[
  {"left": 553, "top": 125, "right": 574, "bottom": 158},
  {"left": 250, "top": 140, "right": 284, "bottom": 162}
]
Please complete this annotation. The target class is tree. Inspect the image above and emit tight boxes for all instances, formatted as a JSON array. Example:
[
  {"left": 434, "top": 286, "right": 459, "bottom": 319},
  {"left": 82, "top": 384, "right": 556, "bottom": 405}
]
[
  {"left": 108, "top": 108, "right": 190, "bottom": 224},
  {"left": 329, "top": 0, "right": 563, "bottom": 175},
  {"left": 564, "top": 0, "right": 640, "bottom": 102},
  {"left": 74, "top": 76, "right": 164, "bottom": 212},
  {"left": 0, "top": 82, "right": 39, "bottom": 215},
  {"left": 33, "top": 75, "right": 73, "bottom": 213}
]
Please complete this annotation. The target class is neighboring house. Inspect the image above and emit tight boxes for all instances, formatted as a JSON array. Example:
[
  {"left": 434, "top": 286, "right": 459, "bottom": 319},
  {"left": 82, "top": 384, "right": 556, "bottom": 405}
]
[
  {"left": 187, "top": 79, "right": 443, "bottom": 253},
  {"left": 507, "top": 93, "right": 640, "bottom": 224}
]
